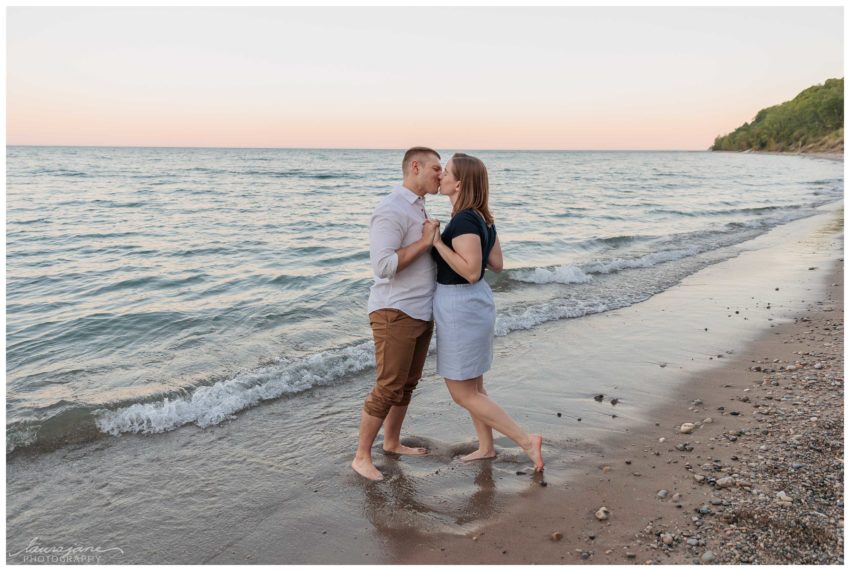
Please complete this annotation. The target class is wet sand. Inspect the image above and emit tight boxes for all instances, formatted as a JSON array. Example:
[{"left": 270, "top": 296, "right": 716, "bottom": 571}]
[{"left": 400, "top": 260, "right": 843, "bottom": 565}]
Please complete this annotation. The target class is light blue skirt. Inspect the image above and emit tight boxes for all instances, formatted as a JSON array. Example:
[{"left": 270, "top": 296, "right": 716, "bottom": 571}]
[{"left": 434, "top": 280, "right": 495, "bottom": 380}]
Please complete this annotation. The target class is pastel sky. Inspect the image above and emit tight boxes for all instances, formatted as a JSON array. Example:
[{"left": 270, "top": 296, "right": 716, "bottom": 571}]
[{"left": 7, "top": 7, "right": 844, "bottom": 150}]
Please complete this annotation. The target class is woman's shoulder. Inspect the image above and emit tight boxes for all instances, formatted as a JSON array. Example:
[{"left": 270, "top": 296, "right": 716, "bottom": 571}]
[
  {"left": 454, "top": 208, "right": 484, "bottom": 223},
  {"left": 450, "top": 209, "right": 483, "bottom": 226},
  {"left": 447, "top": 209, "right": 486, "bottom": 236}
]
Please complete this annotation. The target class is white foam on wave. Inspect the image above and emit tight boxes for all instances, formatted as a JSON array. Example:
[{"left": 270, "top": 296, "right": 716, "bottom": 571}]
[
  {"left": 512, "top": 206, "right": 823, "bottom": 287},
  {"left": 513, "top": 265, "right": 593, "bottom": 285},
  {"left": 92, "top": 247, "right": 701, "bottom": 438},
  {"left": 95, "top": 296, "right": 614, "bottom": 436},
  {"left": 495, "top": 300, "right": 610, "bottom": 336},
  {"left": 583, "top": 247, "right": 700, "bottom": 274},
  {"left": 95, "top": 341, "right": 376, "bottom": 436},
  {"left": 511, "top": 247, "right": 699, "bottom": 286}
]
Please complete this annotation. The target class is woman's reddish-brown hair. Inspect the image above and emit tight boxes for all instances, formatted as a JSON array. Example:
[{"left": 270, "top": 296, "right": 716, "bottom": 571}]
[{"left": 449, "top": 153, "right": 494, "bottom": 225}]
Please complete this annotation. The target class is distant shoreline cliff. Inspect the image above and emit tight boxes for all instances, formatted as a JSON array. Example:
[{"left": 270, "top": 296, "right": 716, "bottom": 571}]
[{"left": 711, "top": 78, "right": 843, "bottom": 154}]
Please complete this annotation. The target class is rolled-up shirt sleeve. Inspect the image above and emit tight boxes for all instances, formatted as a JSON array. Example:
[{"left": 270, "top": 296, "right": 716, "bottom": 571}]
[{"left": 370, "top": 210, "right": 403, "bottom": 279}]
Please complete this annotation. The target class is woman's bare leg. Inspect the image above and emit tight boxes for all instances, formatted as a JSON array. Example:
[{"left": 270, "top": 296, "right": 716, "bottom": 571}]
[
  {"left": 446, "top": 379, "right": 544, "bottom": 471},
  {"left": 460, "top": 376, "right": 496, "bottom": 462}
]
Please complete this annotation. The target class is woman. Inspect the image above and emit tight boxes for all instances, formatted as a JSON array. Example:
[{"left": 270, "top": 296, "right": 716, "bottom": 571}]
[{"left": 430, "top": 153, "right": 544, "bottom": 472}]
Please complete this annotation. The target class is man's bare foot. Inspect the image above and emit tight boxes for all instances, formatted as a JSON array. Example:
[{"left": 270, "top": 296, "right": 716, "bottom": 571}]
[
  {"left": 460, "top": 449, "right": 497, "bottom": 462},
  {"left": 351, "top": 457, "right": 383, "bottom": 481},
  {"left": 524, "top": 434, "right": 544, "bottom": 472},
  {"left": 382, "top": 444, "right": 428, "bottom": 456}
]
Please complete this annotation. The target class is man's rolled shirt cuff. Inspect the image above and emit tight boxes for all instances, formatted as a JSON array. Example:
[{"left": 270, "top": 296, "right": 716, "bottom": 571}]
[{"left": 373, "top": 251, "right": 399, "bottom": 279}]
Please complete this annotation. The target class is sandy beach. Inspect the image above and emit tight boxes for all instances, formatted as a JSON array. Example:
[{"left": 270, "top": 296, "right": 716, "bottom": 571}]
[{"left": 400, "top": 260, "right": 843, "bottom": 565}]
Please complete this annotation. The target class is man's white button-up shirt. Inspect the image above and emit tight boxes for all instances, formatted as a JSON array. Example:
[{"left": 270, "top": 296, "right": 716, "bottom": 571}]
[{"left": 367, "top": 185, "right": 436, "bottom": 321}]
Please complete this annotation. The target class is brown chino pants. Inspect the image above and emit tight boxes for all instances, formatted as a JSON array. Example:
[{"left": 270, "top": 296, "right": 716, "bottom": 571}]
[{"left": 363, "top": 308, "right": 433, "bottom": 419}]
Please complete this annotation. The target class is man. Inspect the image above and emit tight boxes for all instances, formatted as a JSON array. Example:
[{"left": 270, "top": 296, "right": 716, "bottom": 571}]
[{"left": 351, "top": 147, "right": 442, "bottom": 481}]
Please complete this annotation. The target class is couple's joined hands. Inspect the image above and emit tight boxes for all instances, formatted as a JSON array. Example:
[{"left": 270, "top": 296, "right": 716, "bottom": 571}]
[{"left": 422, "top": 219, "right": 441, "bottom": 246}]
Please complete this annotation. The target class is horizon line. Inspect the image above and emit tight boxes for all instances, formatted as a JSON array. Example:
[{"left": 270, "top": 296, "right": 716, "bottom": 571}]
[{"left": 7, "top": 144, "right": 712, "bottom": 152}]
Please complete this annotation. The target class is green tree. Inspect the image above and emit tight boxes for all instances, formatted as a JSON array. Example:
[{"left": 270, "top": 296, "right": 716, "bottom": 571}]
[{"left": 711, "top": 78, "right": 844, "bottom": 152}]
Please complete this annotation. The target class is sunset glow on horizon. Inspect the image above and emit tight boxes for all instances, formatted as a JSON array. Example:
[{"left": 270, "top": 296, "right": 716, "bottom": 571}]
[{"left": 7, "top": 7, "right": 844, "bottom": 150}]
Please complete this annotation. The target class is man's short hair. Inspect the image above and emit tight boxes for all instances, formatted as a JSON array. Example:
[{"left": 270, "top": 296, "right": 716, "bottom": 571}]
[{"left": 402, "top": 147, "right": 440, "bottom": 176}]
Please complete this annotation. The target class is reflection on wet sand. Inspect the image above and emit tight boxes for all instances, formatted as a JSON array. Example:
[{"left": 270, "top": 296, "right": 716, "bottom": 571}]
[
  {"left": 360, "top": 435, "right": 543, "bottom": 548},
  {"left": 454, "top": 461, "right": 497, "bottom": 526}
]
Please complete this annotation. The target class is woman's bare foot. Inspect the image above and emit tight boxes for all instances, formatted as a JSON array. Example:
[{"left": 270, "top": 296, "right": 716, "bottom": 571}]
[
  {"left": 382, "top": 444, "right": 428, "bottom": 456},
  {"left": 460, "top": 448, "right": 497, "bottom": 462},
  {"left": 351, "top": 456, "right": 384, "bottom": 481},
  {"left": 524, "top": 434, "right": 544, "bottom": 472}
]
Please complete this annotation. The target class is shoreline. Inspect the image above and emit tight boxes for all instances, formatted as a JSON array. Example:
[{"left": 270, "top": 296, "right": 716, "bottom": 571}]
[
  {"left": 397, "top": 227, "right": 844, "bottom": 564},
  {"left": 712, "top": 149, "right": 844, "bottom": 162}
]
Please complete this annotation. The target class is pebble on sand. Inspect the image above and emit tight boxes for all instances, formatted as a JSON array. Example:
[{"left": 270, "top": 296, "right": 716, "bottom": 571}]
[
  {"left": 715, "top": 477, "right": 735, "bottom": 489},
  {"left": 595, "top": 507, "right": 610, "bottom": 521},
  {"left": 680, "top": 423, "right": 696, "bottom": 434},
  {"left": 551, "top": 531, "right": 563, "bottom": 541}
]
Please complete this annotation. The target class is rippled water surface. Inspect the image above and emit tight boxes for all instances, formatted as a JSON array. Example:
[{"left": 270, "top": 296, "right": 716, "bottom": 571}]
[{"left": 6, "top": 147, "right": 843, "bottom": 452}]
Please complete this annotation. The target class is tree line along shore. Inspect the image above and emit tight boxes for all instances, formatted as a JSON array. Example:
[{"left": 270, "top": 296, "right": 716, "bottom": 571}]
[{"left": 711, "top": 78, "right": 843, "bottom": 154}]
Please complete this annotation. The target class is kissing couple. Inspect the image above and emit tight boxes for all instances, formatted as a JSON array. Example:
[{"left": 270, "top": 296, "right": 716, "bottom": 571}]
[{"left": 351, "top": 146, "right": 544, "bottom": 481}]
